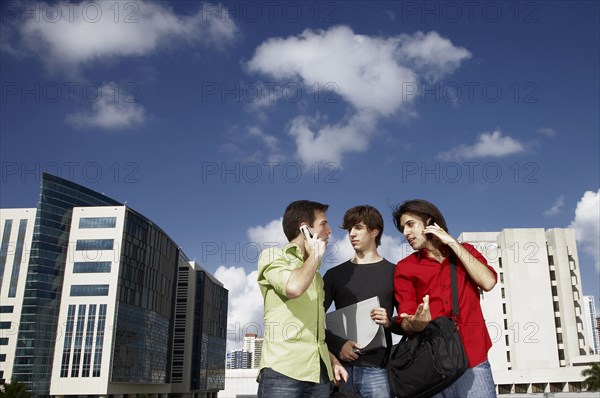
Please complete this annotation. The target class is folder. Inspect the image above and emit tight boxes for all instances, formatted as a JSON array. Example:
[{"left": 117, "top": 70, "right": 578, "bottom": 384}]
[{"left": 325, "top": 296, "right": 386, "bottom": 353}]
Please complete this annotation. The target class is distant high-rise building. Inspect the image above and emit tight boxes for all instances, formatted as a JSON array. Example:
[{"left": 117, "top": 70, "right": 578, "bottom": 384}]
[
  {"left": 582, "top": 296, "right": 599, "bottom": 354},
  {"left": 229, "top": 349, "right": 251, "bottom": 370},
  {"left": 242, "top": 333, "right": 263, "bottom": 369},
  {"left": 0, "top": 173, "right": 228, "bottom": 397}
]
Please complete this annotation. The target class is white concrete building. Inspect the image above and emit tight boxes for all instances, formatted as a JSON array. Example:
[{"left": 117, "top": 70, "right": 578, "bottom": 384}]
[
  {"left": 0, "top": 208, "right": 36, "bottom": 385},
  {"left": 219, "top": 369, "right": 258, "bottom": 398},
  {"left": 460, "top": 228, "right": 600, "bottom": 394},
  {"left": 242, "top": 334, "right": 263, "bottom": 369}
]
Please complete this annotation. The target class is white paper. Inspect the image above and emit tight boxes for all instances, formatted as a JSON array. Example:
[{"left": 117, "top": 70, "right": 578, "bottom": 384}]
[{"left": 326, "top": 296, "right": 386, "bottom": 352}]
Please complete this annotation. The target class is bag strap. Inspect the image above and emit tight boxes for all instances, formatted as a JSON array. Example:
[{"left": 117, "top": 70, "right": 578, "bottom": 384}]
[{"left": 449, "top": 253, "right": 459, "bottom": 318}]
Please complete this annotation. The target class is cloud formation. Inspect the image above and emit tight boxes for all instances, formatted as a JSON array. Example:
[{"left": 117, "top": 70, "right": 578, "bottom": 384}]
[
  {"left": 536, "top": 127, "right": 557, "bottom": 137},
  {"left": 247, "top": 26, "right": 471, "bottom": 166},
  {"left": 569, "top": 190, "right": 600, "bottom": 272},
  {"left": 543, "top": 195, "right": 565, "bottom": 217},
  {"left": 3, "top": 1, "right": 238, "bottom": 74},
  {"left": 438, "top": 129, "right": 525, "bottom": 161},
  {"left": 65, "top": 82, "right": 146, "bottom": 129},
  {"left": 214, "top": 265, "right": 263, "bottom": 350}
]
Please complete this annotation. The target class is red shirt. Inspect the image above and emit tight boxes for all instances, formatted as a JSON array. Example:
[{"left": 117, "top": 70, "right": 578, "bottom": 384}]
[{"left": 394, "top": 243, "right": 497, "bottom": 368}]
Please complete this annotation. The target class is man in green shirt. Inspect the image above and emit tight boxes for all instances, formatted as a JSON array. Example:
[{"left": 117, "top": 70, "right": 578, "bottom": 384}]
[{"left": 257, "top": 200, "right": 346, "bottom": 397}]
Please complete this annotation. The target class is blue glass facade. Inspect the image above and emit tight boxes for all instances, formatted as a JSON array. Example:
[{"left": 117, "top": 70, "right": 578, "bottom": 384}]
[
  {"left": 190, "top": 269, "right": 228, "bottom": 392},
  {"left": 12, "top": 173, "right": 120, "bottom": 396},
  {"left": 111, "top": 208, "right": 178, "bottom": 383}
]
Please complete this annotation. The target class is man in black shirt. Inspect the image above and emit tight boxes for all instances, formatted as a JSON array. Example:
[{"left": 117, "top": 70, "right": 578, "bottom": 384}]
[{"left": 324, "top": 205, "right": 402, "bottom": 398}]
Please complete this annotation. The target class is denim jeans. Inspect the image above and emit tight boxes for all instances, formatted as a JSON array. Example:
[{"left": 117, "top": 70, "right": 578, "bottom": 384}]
[
  {"left": 257, "top": 367, "right": 331, "bottom": 398},
  {"left": 338, "top": 366, "right": 393, "bottom": 398},
  {"left": 432, "top": 359, "right": 497, "bottom": 398}
]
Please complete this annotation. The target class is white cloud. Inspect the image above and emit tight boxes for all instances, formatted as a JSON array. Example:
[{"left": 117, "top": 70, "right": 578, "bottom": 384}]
[
  {"left": 214, "top": 265, "right": 263, "bottom": 350},
  {"left": 544, "top": 195, "right": 565, "bottom": 217},
  {"left": 289, "top": 111, "right": 377, "bottom": 166},
  {"left": 65, "top": 82, "right": 146, "bottom": 129},
  {"left": 438, "top": 129, "right": 525, "bottom": 161},
  {"left": 379, "top": 234, "right": 414, "bottom": 264},
  {"left": 569, "top": 190, "right": 600, "bottom": 272},
  {"left": 246, "top": 217, "right": 287, "bottom": 247},
  {"left": 395, "top": 31, "right": 472, "bottom": 82},
  {"left": 4, "top": 1, "right": 238, "bottom": 74},
  {"left": 248, "top": 126, "right": 285, "bottom": 163},
  {"left": 247, "top": 26, "right": 471, "bottom": 166},
  {"left": 536, "top": 127, "right": 557, "bottom": 137}
]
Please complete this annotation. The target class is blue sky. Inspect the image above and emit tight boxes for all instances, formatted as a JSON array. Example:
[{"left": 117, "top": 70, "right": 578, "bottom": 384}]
[{"left": 1, "top": 1, "right": 598, "bottom": 349}]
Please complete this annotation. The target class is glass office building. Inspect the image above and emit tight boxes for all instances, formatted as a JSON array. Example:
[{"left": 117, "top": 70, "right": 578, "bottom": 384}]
[
  {"left": 12, "top": 173, "right": 121, "bottom": 396},
  {"left": 2, "top": 173, "right": 227, "bottom": 397}
]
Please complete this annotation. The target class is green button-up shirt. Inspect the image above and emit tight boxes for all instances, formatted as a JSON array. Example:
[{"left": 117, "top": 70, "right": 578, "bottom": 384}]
[{"left": 257, "top": 243, "right": 333, "bottom": 383}]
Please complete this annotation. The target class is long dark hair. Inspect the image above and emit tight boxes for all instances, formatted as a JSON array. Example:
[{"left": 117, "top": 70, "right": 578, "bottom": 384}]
[{"left": 392, "top": 199, "right": 449, "bottom": 233}]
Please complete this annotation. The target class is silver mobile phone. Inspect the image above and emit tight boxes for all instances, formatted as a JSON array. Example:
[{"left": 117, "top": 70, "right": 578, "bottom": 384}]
[{"left": 300, "top": 224, "right": 313, "bottom": 239}]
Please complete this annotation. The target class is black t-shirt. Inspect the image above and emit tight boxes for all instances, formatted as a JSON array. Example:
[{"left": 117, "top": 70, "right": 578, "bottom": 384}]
[{"left": 323, "top": 259, "right": 399, "bottom": 368}]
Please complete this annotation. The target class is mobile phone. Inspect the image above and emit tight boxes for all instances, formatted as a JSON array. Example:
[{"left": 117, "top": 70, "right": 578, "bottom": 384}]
[
  {"left": 425, "top": 218, "right": 434, "bottom": 239},
  {"left": 300, "top": 224, "right": 313, "bottom": 239}
]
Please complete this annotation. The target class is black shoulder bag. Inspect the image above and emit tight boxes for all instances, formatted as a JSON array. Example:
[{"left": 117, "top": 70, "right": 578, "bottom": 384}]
[{"left": 387, "top": 255, "right": 469, "bottom": 398}]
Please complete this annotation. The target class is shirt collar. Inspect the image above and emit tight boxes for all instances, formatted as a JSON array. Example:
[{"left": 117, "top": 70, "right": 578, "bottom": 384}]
[
  {"left": 416, "top": 248, "right": 448, "bottom": 265},
  {"left": 283, "top": 242, "right": 303, "bottom": 259}
]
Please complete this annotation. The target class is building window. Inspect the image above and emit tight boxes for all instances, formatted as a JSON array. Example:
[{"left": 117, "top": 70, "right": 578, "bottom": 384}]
[
  {"left": 82, "top": 305, "right": 96, "bottom": 377},
  {"left": 515, "top": 384, "right": 528, "bottom": 393},
  {"left": 93, "top": 304, "right": 107, "bottom": 377},
  {"left": 0, "top": 306, "right": 13, "bottom": 313},
  {"left": 70, "top": 285, "right": 109, "bottom": 297},
  {"left": 76, "top": 239, "right": 114, "bottom": 251},
  {"left": 0, "top": 321, "right": 12, "bottom": 329},
  {"left": 0, "top": 354, "right": 6, "bottom": 362},
  {"left": 79, "top": 217, "right": 117, "bottom": 229},
  {"left": 71, "top": 305, "right": 86, "bottom": 377},
  {"left": 9, "top": 219, "right": 28, "bottom": 297},
  {"left": 0, "top": 338, "right": 8, "bottom": 345},
  {"left": 0, "top": 219, "right": 13, "bottom": 294},
  {"left": 73, "top": 262, "right": 111, "bottom": 273},
  {"left": 60, "top": 305, "right": 76, "bottom": 377},
  {"left": 548, "top": 255, "right": 554, "bottom": 265}
]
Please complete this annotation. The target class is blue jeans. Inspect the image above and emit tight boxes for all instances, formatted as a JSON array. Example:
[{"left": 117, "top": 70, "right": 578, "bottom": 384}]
[
  {"left": 432, "top": 359, "right": 497, "bottom": 398},
  {"left": 339, "top": 366, "right": 393, "bottom": 398},
  {"left": 257, "top": 367, "right": 331, "bottom": 398}
]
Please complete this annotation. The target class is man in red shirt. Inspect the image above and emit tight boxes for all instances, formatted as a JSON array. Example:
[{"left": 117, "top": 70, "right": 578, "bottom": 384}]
[{"left": 392, "top": 199, "right": 498, "bottom": 398}]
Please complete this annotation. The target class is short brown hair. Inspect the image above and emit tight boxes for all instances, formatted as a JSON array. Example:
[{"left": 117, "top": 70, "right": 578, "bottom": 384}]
[
  {"left": 392, "top": 199, "right": 449, "bottom": 233},
  {"left": 341, "top": 205, "right": 384, "bottom": 247},
  {"left": 282, "top": 200, "right": 329, "bottom": 242}
]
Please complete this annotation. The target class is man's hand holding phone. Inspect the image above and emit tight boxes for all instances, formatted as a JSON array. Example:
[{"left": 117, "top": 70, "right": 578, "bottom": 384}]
[{"left": 300, "top": 224, "right": 326, "bottom": 262}]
